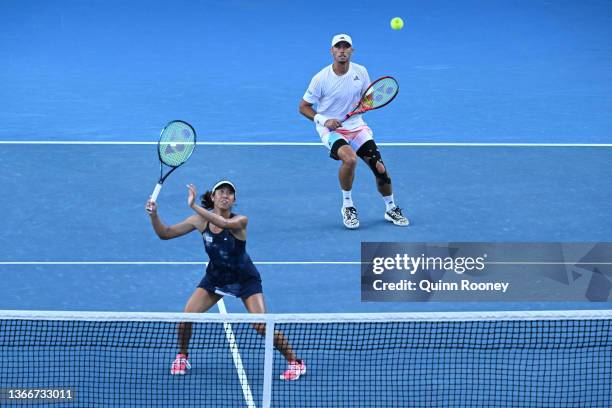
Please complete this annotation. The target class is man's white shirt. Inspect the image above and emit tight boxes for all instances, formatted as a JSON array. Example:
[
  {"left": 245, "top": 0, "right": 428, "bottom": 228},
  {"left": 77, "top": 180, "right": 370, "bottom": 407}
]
[{"left": 303, "top": 63, "right": 371, "bottom": 133}]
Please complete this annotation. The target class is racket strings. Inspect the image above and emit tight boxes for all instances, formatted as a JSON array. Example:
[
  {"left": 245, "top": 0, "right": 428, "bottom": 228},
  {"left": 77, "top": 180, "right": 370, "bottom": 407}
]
[
  {"left": 364, "top": 77, "right": 398, "bottom": 108},
  {"left": 159, "top": 122, "right": 196, "bottom": 167}
]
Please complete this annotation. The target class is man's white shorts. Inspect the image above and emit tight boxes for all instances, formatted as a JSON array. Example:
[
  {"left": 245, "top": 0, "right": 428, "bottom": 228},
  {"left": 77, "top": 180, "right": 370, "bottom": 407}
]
[{"left": 319, "top": 125, "right": 374, "bottom": 152}]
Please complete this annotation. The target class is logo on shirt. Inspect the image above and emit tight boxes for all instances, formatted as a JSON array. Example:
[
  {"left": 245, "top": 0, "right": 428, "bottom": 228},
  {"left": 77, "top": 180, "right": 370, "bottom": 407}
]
[
  {"left": 204, "top": 233, "right": 213, "bottom": 243},
  {"left": 353, "top": 75, "right": 359, "bottom": 81}
]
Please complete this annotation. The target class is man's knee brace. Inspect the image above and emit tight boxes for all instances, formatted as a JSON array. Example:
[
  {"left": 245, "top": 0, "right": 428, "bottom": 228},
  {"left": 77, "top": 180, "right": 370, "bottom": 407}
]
[{"left": 356, "top": 140, "right": 391, "bottom": 186}]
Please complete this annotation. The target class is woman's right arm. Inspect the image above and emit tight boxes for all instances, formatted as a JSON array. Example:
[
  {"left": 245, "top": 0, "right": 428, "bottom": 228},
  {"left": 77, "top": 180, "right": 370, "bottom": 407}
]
[{"left": 146, "top": 199, "right": 199, "bottom": 240}]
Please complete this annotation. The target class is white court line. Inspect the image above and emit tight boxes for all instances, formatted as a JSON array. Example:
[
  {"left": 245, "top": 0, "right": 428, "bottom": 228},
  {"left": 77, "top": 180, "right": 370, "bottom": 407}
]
[
  {"left": 217, "top": 299, "right": 257, "bottom": 408},
  {"left": 0, "top": 261, "right": 359, "bottom": 265},
  {"left": 0, "top": 140, "right": 611, "bottom": 147},
  {"left": 485, "top": 262, "right": 612, "bottom": 265},
  {"left": 2, "top": 261, "right": 611, "bottom": 266},
  {"left": 0, "top": 141, "right": 319, "bottom": 146}
]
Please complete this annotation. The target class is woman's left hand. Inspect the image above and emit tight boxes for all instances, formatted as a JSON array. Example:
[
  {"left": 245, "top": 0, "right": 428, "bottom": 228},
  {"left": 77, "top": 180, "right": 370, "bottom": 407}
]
[{"left": 187, "top": 184, "right": 197, "bottom": 207}]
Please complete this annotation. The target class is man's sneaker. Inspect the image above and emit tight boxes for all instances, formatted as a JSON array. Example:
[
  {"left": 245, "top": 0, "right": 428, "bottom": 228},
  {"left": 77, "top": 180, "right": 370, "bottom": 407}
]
[
  {"left": 385, "top": 207, "right": 409, "bottom": 226},
  {"left": 170, "top": 353, "right": 191, "bottom": 375},
  {"left": 341, "top": 206, "right": 359, "bottom": 229},
  {"left": 280, "top": 360, "right": 306, "bottom": 381}
]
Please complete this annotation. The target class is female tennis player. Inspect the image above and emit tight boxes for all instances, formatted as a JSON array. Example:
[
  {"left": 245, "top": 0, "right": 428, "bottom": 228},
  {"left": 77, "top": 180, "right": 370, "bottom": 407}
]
[{"left": 146, "top": 180, "right": 306, "bottom": 381}]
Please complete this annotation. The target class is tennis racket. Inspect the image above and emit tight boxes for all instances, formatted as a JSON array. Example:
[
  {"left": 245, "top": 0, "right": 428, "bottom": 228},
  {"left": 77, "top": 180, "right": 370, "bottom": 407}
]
[
  {"left": 341, "top": 76, "right": 399, "bottom": 123},
  {"left": 146, "top": 120, "right": 196, "bottom": 212}
]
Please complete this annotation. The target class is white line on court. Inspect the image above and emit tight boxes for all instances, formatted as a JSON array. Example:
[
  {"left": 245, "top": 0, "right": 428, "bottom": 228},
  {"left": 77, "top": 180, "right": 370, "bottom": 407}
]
[
  {"left": 0, "top": 261, "right": 360, "bottom": 265},
  {"left": 2, "top": 261, "right": 611, "bottom": 266},
  {"left": 0, "top": 141, "right": 611, "bottom": 147},
  {"left": 485, "top": 262, "right": 612, "bottom": 265},
  {"left": 217, "top": 299, "right": 257, "bottom": 408}
]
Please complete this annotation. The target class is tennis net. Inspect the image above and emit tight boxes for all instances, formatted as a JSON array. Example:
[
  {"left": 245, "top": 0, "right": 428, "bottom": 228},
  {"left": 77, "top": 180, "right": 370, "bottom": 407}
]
[{"left": 1, "top": 309, "right": 611, "bottom": 407}]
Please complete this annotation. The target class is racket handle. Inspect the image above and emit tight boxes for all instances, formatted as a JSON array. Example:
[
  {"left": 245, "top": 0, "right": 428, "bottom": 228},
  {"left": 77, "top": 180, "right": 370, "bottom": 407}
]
[
  {"left": 146, "top": 183, "right": 163, "bottom": 214},
  {"left": 339, "top": 113, "right": 352, "bottom": 124},
  {"left": 150, "top": 183, "right": 163, "bottom": 202}
]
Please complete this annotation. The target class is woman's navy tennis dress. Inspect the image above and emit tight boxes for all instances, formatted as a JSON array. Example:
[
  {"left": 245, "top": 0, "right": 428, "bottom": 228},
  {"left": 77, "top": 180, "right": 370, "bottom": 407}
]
[{"left": 197, "top": 222, "right": 263, "bottom": 298}]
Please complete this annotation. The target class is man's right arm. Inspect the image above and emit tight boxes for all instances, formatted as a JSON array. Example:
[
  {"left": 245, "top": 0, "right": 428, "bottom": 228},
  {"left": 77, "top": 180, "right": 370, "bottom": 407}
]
[
  {"left": 299, "top": 99, "right": 316, "bottom": 121},
  {"left": 298, "top": 99, "right": 342, "bottom": 130}
]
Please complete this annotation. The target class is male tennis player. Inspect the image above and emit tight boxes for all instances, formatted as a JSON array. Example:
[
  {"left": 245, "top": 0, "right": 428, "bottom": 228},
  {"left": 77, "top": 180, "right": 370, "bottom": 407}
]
[
  {"left": 299, "top": 34, "right": 409, "bottom": 229},
  {"left": 146, "top": 181, "right": 306, "bottom": 380}
]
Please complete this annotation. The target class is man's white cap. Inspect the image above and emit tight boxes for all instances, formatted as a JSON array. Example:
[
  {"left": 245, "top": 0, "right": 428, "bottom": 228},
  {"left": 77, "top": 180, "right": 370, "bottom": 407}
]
[
  {"left": 331, "top": 33, "right": 352, "bottom": 47},
  {"left": 212, "top": 180, "right": 236, "bottom": 194}
]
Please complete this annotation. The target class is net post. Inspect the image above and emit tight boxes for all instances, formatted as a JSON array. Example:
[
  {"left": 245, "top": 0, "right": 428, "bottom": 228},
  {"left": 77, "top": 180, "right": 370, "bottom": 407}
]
[{"left": 262, "top": 316, "right": 275, "bottom": 408}]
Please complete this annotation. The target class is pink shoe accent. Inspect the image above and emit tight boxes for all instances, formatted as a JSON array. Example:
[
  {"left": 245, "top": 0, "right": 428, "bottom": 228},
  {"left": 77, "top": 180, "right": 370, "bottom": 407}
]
[
  {"left": 170, "top": 353, "right": 191, "bottom": 375},
  {"left": 280, "top": 360, "right": 306, "bottom": 381}
]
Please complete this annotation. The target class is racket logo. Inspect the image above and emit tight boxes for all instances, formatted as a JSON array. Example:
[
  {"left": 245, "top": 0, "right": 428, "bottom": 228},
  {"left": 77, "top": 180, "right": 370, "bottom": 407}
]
[{"left": 164, "top": 144, "right": 182, "bottom": 154}]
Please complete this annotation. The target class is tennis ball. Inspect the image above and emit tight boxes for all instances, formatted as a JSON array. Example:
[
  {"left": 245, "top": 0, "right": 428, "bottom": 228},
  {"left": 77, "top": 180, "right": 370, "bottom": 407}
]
[{"left": 390, "top": 17, "right": 404, "bottom": 30}]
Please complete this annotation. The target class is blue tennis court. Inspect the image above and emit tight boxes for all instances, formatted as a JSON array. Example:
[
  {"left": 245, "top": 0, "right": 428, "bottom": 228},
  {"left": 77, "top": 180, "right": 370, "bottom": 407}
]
[
  {"left": 2, "top": 1, "right": 612, "bottom": 406},
  {"left": 0, "top": 144, "right": 611, "bottom": 312}
]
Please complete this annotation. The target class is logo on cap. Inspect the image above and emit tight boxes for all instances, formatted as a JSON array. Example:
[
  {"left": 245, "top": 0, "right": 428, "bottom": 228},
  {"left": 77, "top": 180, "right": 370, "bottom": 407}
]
[{"left": 331, "top": 33, "right": 353, "bottom": 47}]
